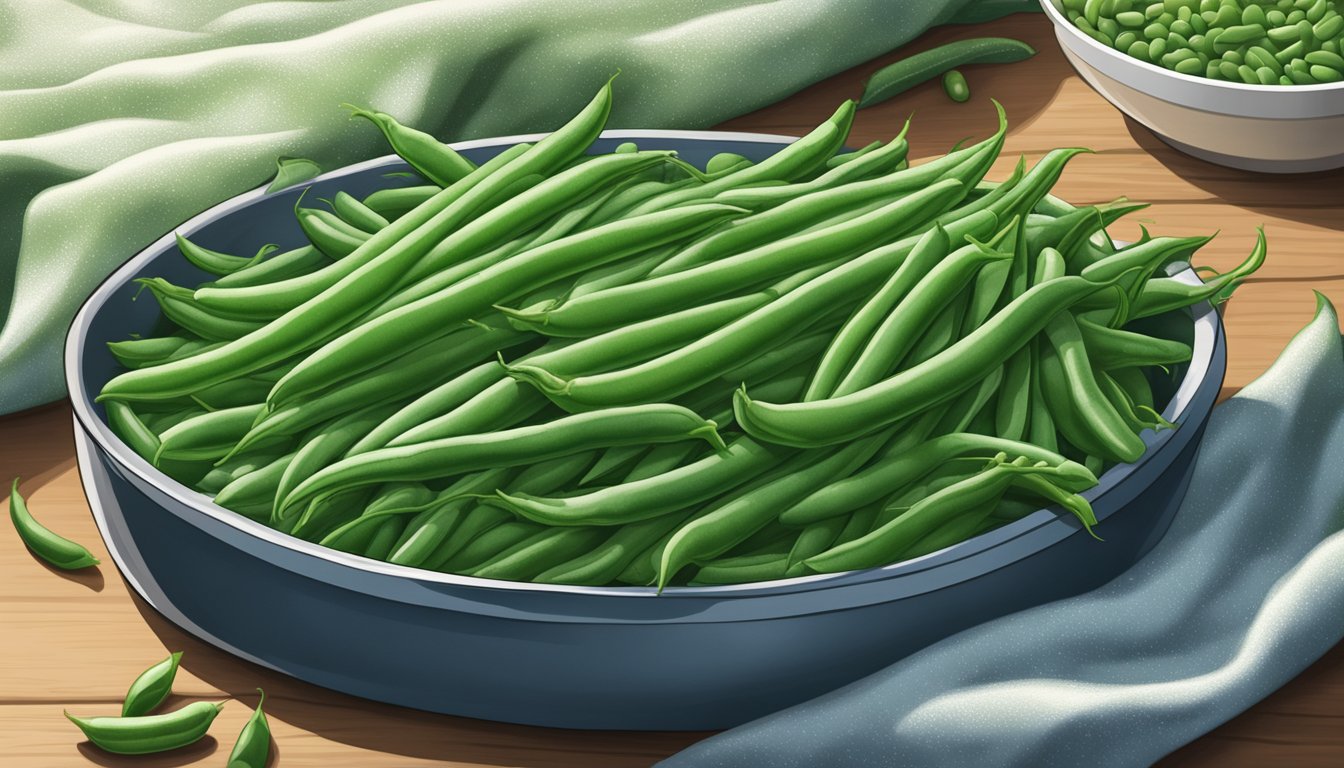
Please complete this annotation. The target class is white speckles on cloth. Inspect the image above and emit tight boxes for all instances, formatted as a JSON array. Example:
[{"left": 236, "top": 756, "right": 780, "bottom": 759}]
[
  {"left": 661, "top": 297, "right": 1344, "bottom": 768},
  {"left": 0, "top": 0, "right": 1026, "bottom": 413}
]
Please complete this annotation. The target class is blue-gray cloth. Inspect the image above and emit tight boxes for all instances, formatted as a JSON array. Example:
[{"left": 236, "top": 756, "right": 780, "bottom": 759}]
[
  {"left": 663, "top": 296, "right": 1344, "bottom": 767},
  {"left": 0, "top": 0, "right": 1031, "bottom": 414}
]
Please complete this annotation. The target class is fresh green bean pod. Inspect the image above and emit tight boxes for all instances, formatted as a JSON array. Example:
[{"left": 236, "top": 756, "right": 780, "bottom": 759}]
[
  {"left": 175, "top": 234, "right": 271, "bottom": 276},
  {"left": 777, "top": 429, "right": 1082, "bottom": 526},
  {"left": 362, "top": 185, "right": 438, "bottom": 220},
  {"left": 470, "top": 526, "right": 610, "bottom": 581},
  {"left": 1076, "top": 316, "right": 1193, "bottom": 368},
  {"left": 733, "top": 275, "right": 1116, "bottom": 448},
  {"left": 658, "top": 432, "right": 890, "bottom": 589},
  {"left": 346, "top": 104, "right": 477, "bottom": 186},
  {"left": 226, "top": 689, "right": 271, "bottom": 768},
  {"left": 832, "top": 239, "right": 1009, "bottom": 397},
  {"left": 9, "top": 479, "right": 100, "bottom": 569},
  {"left": 1039, "top": 312, "right": 1147, "bottom": 463},
  {"left": 859, "top": 40, "right": 1036, "bottom": 108},
  {"left": 297, "top": 207, "right": 371, "bottom": 259},
  {"left": 209, "top": 245, "right": 330, "bottom": 289},
  {"left": 120, "top": 652, "right": 183, "bottom": 718},
  {"left": 331, "top": 190, "right": 391, "bottom": 233},
  {"left": 493, "top": 436, "right": 787, "bottom": 527},
  {"left": 279, "top": 404, "right": 724, "bottom": 517},
  {"left": 65, "top": 702, "right": 223, "bottom": 755},
  {"left": 154, "top": 404, "right": 265, "bottom": 464},
  {"left": 806, "top": 224, "right": 952, "bottom": 400},
  {"left": 135, "top": 279, "right": 264, "bottom": 341}
]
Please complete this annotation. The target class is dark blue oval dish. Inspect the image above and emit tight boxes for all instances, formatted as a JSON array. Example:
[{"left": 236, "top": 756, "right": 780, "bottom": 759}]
[{"left": 65, "top": 130, "right": 1225, "bottom": 731}]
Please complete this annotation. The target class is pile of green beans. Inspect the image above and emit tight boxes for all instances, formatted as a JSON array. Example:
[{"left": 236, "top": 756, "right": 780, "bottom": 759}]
[
  {"left": 1065, "top": 0, "right": 1344, "bottom": 84},
  {"left": 97, "top": 79, "right": 1266, "bottom": 590}
]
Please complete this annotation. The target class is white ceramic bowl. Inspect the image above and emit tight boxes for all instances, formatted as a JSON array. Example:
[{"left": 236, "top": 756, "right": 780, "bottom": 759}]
[{"left": 1040, "top": 0, "right": 1344, "bottom": 172}]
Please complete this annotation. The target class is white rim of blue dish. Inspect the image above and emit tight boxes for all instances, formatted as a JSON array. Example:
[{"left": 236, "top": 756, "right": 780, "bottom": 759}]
[
  {"left": 65, "top": 129, "right": 1219, "bottom": 598},
  {"left": 1040, "top": 0, "right": 1344, "bottom": 119}
]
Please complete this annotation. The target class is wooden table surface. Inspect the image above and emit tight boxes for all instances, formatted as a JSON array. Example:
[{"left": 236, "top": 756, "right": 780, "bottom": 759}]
[{"left": 4, "top": 11, "right": 1344, "bottom": 767}]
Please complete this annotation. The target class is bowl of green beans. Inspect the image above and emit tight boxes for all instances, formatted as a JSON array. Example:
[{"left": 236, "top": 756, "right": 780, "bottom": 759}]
[
  {"left": 66, "top": 82, "right": 1241, "bottom": 729},
  {"left": 1041, "top": 0, "right": 1344, "bottom": 171}
]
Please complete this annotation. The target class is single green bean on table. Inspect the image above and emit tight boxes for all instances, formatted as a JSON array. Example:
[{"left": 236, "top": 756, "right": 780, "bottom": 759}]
[
  {"left": 8, "top": 479, "right": 101, "bottom": 569},
  {"left": 859, "top": 38, "right": 1036, "bottom": 108},
  {"left": 66, "top": 701, "right": 223, "bottom": 756},
  {"left": 95, "top": 85, "right": 1265, "bottom": 589},
  {"left": 120, "top": 652, "right": 183, "bottom": 718}
]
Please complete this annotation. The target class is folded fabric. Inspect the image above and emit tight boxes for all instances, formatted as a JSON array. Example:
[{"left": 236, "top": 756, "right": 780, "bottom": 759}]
[
  {"left": 661, "top": 294, "right": 1344, "bottom": 767},
  {"left": 0, "top": 0, "right": 1036, "bottom": 414}
]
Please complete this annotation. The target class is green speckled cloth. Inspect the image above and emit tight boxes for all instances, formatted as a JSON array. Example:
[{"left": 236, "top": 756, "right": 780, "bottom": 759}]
[
  {"left": 0, "top": 0, "right": 1032, "bottom": 413},
  {"left": 664, "top": 296, "right": 1344, "bottom": 768}
]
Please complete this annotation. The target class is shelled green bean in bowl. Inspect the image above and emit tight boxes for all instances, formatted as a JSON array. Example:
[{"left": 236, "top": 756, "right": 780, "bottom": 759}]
[
  {"left": 68, "top": 80, "right": 1256, "bottom": 730},
  {"left": 1041, "top": 0, "right": 1344, "bottom": 171}
]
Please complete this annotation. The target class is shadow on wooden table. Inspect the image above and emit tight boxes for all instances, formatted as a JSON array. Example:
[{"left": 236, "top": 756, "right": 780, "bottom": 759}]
[
  {"left": 77, "top": 736, "right": 219, "bottom": 767},
  {"left": 128, "top": 594, "right": 709, "bottom": 768},
  {"left": 1125, "top": 117, "right": 1344, "bottom": 237}
]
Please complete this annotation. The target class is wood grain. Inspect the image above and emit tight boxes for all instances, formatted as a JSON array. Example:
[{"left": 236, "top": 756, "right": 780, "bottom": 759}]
[{"left": 2, "top": 11, "right": 1343, "bottom": 767}]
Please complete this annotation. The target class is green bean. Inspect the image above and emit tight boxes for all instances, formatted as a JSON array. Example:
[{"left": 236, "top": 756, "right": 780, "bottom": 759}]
[
  {"left": 362, "top": 514, "right": 407, "bottom": 560},
  {"left": 1076, "top": 315, "right": 1193, "bottom": 368},
  {"left": 824, "top": 141, "right": 881, "bottom": 171},
  {"left": 280, "top": 404, "right": 723, "bottom": 517},
  {"left": 107, "top": 336, "right": 196, "bottom": 370},
  {"left": 994, "top": 347, "right": 1032, "bottom": 441},
  {"left": 105, "top": 401, "right": 161, "bottom": 461},
  {"left": 361, "top": 185, "right": 438, "bottom": 219},
  {"left": 226, "top": 323, "right": 527, "bottom": 458},
  {"left": 209, "top": 245, "right": 330, "bottom": 289},
  {"left": 778, "top": 428, "right": 1081, "bottom": 526},
  {"left": 931, "top": 367, "right": 1001, "bottom": 435},
  {"left": 833, "top": 239, "right": 1008, "bottom": 396},
  {"left": 441, "top": 520, "right": 547, "bottom": 573},
  {"left": 943, "top": 69, "right": 972, "bottom": 102},
  {"left": 859, "top": 39, "right": 1036, "bottom": 108},
  {"left": 100, "top": 80, "right": 618, "bottom": 404},
  {"left": 901, "top": 497, "right": 999, "bottom": 559},
  {"left": 658, "top": 433, "right": 889, "bottom": 588},
  {"left": 495, "top": 436, "right": 786, "bottom": 527},
  {"left": 470, "top": 526, "right": 609, "bottom": 581},
  {"left": 786, "top": 515, "right": 849, "bottom": 569},
  {"left": 1027, "top": 341, "right": 1059, "bottom": 452},
  {"left": 580, "top": 445, "right": 649, "bottom": 486},
  {"left": 213, "top": 452, "right": 296, "bottom": 519},
  {"left": 175, "top": 234, "right": 271, "bottom": 276},
  {"left": 120, "top": 652, "right": 182, "bottom": 718},
  {"left": 226, "top": 689, "right": 271, "bottom": 768},
  {"left": 689, "top": 552, "right": 791, "bottom": 585},
  {"left": 8, "top": 479, "right": 100, "bottom": 570},
  {"left": 1096, "top": 368, "right": 1168, "bottom": 432},
  {"left": 65, "top": 701, "right": 223, "bottom": 755},
  {"left": 267, "top": 401, "right": 402, "bottom": 526},
  {"left": 345, "top": 104, "right": 477, "bottom": 186},
  {"left": 622, "top": 441, "right": 705, "bottom": 483},
  {"left": 805, "top": 459, "right": 1092, "bottom": 573},
  {"left": 386, "top": 468, "right": 536, "bottom": 567},
  {"left": 535, "top": 511, "right": 694, "bottom": 585},
  {"left": 135, "top": 279, "right": 264, "bottom": 342},
  {"left": 706, "top": 151, "right": 751, "bottom": 174},
  {"left": 1039, "top": 312, "right": 1147, "bottom": 462},
  {"left": 734, "top": 275, "right": 1116, "bottom": 448},
  {"left": 903, "top": 290, "right": 971, "bottom": 369},
  {"left": 197, "top": 446, "right": 288, "bottom": 496},
  {"left": 346, "top": 363, "right": 503, "bottom": 455},
  {"left": 154, "top": 404, "right": 264, "bottom": 464},
  {"left": 268, "top": 202, "right": 743, "bottom": 409},
  {"left": 297, "top": 206, "right": 370, "bottom": 259},
  {"left": 621, "top": 100, "right": 856, "bottom": 218},
  {"left": 331, "top": 191, "right": 391, "bottom": 233},
  {"left": 806, "top": 224, "right": 952, "bottom": 400}
]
